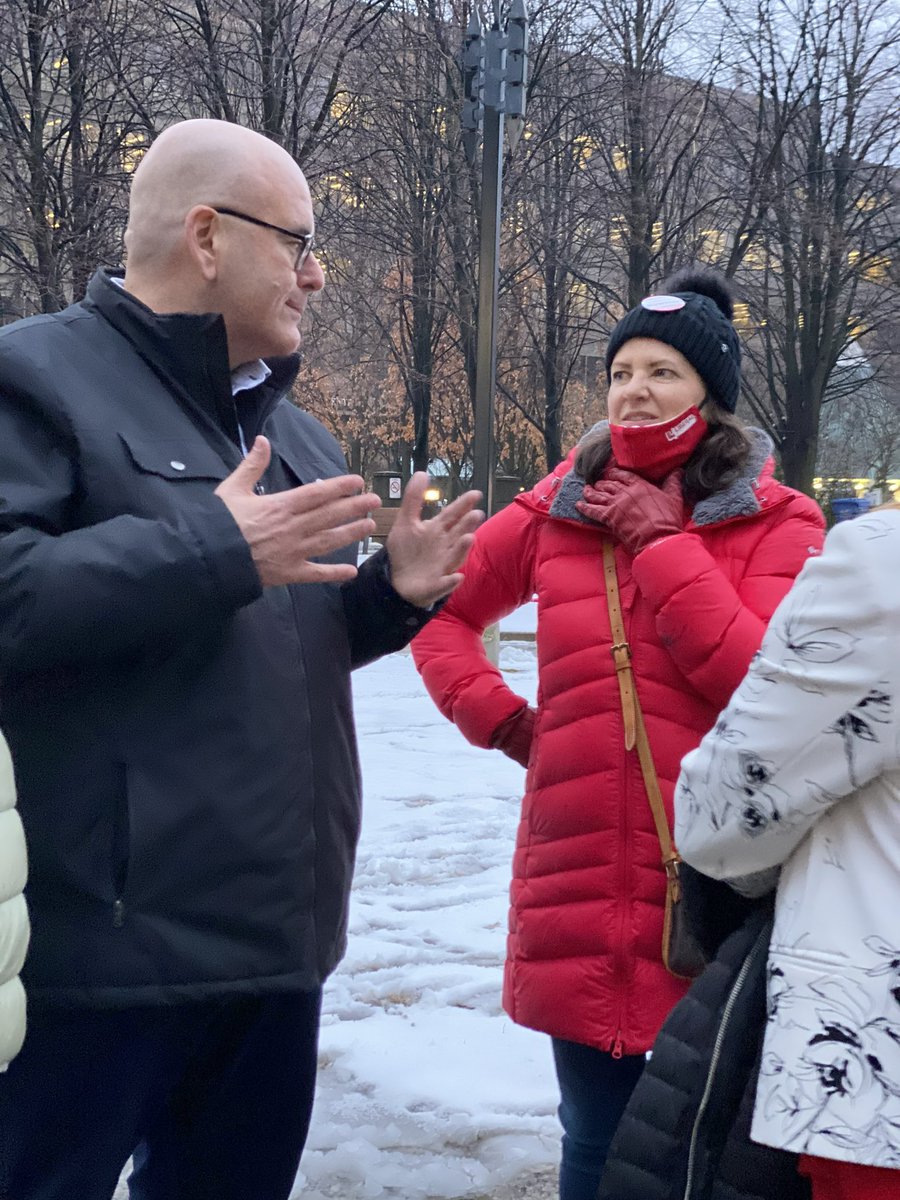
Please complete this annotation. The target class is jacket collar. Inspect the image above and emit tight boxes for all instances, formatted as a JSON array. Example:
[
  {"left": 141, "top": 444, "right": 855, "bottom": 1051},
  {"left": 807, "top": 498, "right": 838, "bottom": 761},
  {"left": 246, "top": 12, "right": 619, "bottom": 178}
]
[
  {"left": 545, "top": 422, "right": 775, "bottom": 528},
  {"left": 82, "top": 269, "right": 299, "bottom": 448}
]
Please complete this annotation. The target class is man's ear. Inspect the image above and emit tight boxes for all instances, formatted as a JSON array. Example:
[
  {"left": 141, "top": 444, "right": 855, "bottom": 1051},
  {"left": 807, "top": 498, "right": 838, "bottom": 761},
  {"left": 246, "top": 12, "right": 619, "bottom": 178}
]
[{"left": 184, "top": 205, "right": 219, "bottom": 281}]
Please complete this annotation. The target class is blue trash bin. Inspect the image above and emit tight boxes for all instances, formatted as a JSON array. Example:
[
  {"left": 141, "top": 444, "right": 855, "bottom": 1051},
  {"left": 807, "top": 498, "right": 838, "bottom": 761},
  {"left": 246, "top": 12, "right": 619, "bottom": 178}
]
[{"left": 831, "top": 496, "right": 872, "bottom": 523}]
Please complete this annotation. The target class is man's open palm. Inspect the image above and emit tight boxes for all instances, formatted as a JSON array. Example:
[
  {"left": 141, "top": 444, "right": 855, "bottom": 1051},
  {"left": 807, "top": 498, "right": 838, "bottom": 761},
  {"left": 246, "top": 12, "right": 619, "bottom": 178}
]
[{"left": 386, "top": 473, "right": 483, "bottom": 608}]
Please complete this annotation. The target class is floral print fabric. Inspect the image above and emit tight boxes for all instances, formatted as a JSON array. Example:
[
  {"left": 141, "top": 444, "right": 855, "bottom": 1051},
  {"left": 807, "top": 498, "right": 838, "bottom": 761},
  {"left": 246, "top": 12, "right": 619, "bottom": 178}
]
[{"left": 676, "top": 511, "right": 900, "bottom": 1169}]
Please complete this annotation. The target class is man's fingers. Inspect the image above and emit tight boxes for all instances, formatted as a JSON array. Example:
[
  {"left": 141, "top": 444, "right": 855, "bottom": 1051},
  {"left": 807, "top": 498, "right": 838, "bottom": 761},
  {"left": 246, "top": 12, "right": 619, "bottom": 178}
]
[
  {"left": 434, "top": 489, "right": 483, "bottom": 531},
  {"left": 278, "top": 474, "right": 375, "bottom": 514},
  {"left": 216, "top": 436, "right": 272, "bottom": 496},
  {"left": 396, "top": 471, "right": 429, "bottom": 519},
  {"left": 294, "top": 561, "right": 360, "bottom": 585},
  {"left": 293, "top": 515, "right": 376, "bottom": 560},
  {"left": 442, "top": 531, "right": 478, "bottom": 574}
]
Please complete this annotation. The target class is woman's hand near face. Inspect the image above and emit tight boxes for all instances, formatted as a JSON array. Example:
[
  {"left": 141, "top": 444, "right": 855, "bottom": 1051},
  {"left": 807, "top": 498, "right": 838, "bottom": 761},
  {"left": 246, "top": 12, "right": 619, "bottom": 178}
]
[{"left": 577, "top": 466, "right": 685, "bottom": 556}]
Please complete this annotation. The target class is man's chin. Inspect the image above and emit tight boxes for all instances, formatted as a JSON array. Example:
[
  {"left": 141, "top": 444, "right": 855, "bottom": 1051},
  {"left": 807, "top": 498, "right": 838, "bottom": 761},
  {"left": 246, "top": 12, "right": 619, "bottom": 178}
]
[{"left": 267, "top": 330, "right": 303, "bottom": 359}]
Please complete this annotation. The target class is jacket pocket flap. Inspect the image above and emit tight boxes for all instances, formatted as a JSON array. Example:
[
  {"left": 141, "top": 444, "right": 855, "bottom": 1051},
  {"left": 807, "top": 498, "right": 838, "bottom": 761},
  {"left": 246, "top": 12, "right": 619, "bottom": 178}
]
[{"left": 120, "top": 433, "right": 229, "bottom": 482}]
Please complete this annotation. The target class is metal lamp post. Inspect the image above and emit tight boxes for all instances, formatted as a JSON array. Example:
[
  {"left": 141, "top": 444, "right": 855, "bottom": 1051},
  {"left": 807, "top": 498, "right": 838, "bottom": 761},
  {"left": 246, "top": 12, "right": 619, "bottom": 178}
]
[{"left": 462, "top": 0, "right": 528, "bottom": 517}]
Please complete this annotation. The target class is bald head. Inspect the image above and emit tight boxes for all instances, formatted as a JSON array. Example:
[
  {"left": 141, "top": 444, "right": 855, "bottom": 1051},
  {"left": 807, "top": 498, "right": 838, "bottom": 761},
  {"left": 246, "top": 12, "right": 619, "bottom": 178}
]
[
  {"left": 125, "top": 119, "right": 307, "bottom": 270},
  {"left": 120, "top": 119, "right": 324, "bottom": 367}
]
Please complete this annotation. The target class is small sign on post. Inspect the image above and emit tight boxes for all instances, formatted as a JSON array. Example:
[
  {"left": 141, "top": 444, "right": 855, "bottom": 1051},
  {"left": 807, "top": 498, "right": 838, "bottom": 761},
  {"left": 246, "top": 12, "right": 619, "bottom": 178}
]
[{"left": 388, "top": 477, "right": 402, "bottom": 501}]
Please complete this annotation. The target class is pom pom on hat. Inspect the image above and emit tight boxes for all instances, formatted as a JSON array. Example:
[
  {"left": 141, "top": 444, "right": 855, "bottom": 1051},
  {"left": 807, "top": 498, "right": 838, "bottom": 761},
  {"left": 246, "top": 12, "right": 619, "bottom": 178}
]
[
  {"left": 660, "top": 268, "right": 735, "bottom": 321},
  {"left": 605, "top": 267, "right": 742, "bottom": 413}
]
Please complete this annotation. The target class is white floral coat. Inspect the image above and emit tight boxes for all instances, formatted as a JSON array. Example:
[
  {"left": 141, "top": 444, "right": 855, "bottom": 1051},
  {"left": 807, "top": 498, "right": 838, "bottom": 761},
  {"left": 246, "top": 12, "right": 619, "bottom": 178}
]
[{"left": 676, "top": 510, "right": 900, "bottom": 1169}]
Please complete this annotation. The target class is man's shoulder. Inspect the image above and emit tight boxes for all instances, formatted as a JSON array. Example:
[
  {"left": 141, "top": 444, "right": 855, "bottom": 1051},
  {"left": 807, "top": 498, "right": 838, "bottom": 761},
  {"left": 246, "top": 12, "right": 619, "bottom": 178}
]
[
  {"left": 269, "top": 400, "right": 347, "bottom": 473},
  {"left": 0, "top": 303, "right": 99, "bottom": 382},
  {"left": 0, "top": 302, "right": 92, "bottom": 347}
]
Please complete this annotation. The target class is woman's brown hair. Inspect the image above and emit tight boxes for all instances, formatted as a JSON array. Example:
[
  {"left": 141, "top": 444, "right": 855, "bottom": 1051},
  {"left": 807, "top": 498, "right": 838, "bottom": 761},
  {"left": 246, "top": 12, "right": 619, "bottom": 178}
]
[{"left": 574, "top": 403, "right": 754, "bottom": 503}]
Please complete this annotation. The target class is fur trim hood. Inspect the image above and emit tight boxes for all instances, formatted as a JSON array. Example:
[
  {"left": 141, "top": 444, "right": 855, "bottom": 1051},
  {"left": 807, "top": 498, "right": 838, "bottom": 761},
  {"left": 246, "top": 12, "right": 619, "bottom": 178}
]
[{"left": 530, "top": 423, "right": 777, "bottom": 528}]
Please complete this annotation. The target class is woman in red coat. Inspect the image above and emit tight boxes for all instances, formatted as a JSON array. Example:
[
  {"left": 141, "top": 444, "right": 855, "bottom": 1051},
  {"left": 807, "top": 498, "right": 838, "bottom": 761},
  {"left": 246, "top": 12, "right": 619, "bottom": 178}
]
[{"left": 411, "top": 270, "right": 825, "bottom": 1200}]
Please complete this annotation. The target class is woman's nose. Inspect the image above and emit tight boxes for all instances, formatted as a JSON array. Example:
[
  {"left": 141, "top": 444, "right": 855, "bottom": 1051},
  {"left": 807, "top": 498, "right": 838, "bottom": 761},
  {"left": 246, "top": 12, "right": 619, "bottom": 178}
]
[{"left": 621, "top": 372, "right": 649, "bottom": 398}]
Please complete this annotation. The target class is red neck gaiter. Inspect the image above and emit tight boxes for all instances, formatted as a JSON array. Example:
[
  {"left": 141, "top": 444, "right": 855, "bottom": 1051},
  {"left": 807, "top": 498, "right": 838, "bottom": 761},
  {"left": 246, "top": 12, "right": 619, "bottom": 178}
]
[{"left": 608, "top": 406, "right": 708, "bottom": 481}]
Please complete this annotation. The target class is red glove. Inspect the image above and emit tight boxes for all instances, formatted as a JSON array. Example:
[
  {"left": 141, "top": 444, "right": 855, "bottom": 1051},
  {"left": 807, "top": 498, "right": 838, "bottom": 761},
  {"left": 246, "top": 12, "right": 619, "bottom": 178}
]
[
  {"left": 491, "top": 705, "right": 536, "bottom": 768},
  {"left": 576, "top": 467, "right": 685, "bottom": 556}
]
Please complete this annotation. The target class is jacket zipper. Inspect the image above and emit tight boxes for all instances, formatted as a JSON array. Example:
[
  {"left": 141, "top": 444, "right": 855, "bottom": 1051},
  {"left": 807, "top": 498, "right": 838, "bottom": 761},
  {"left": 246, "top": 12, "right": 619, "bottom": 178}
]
[
  {"left": 682, "top": 923, "right": 768, "bottom": 1200},
  {"left": 112, "top": 770, "right": 130, "bottom": 928}
]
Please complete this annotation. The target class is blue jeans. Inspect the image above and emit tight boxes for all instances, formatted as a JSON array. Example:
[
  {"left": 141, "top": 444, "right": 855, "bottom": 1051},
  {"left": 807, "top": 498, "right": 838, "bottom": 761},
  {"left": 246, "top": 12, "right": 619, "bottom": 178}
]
[
  {"left": 0, "top": 990, "right": 322, "bottom": 1200},
  {"left": 552, "top": 1037, "right": 645, "bottom": 1200}
]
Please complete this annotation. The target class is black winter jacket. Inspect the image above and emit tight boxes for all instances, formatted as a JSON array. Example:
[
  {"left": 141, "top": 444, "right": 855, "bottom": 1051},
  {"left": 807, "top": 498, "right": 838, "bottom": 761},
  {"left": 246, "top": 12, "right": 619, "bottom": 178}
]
[
  {"left": 598, "top": 870, "right": 810, "bottom": 1200},
  {"left": 0, "top": 270, "right": 432, "bottom": 1007}
]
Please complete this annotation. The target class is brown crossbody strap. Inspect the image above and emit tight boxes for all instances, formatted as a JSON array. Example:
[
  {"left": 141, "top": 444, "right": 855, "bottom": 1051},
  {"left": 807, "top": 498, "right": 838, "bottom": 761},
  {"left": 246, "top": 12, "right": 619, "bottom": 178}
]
[{"left": 601, "top": 540, "right": 682, "bottom": 899}]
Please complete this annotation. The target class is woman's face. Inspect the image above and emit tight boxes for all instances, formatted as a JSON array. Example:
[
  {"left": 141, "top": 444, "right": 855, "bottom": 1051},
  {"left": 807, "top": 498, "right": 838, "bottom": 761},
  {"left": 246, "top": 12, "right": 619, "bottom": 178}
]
[{"left": 607, "top": 337, "right": 706, "bottom": 425}]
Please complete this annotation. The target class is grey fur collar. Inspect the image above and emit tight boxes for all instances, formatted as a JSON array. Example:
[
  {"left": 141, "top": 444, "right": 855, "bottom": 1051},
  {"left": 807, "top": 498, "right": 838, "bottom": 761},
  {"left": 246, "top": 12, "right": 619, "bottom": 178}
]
[{"left": 549, "top": 422, "right": 773, "bottom": 528}]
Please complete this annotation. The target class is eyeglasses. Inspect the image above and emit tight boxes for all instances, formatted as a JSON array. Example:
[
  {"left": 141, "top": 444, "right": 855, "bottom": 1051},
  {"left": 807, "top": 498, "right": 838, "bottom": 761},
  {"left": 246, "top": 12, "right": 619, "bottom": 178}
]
[{"left": 212, "top": 207, "right": 316, "bottom": 271}]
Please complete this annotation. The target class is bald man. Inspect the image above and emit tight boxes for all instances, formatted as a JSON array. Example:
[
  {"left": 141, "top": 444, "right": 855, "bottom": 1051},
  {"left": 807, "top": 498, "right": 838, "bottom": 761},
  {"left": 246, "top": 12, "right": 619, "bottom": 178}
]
[{"left": 0, "top": 120, "right": 481, "bottom": 1200}]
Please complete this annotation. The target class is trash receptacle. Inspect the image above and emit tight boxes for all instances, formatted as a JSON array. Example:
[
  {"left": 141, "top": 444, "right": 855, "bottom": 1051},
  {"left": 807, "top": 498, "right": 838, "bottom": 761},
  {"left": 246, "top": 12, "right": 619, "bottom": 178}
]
[
  {"left": 372, "top": 471, "right": 403, "bottom": 507},
  {"left": 831, "top": 496, "right": 872, "bottom": 523},
  {"left": 493, "top": 475, "right": 523, "bottom": 512}
]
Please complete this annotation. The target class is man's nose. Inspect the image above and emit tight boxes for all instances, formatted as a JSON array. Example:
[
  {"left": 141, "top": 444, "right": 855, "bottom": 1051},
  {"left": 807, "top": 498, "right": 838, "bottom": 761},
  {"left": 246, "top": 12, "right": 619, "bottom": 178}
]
[{"left": 297, "top": 252, "right": 326, "bottom": 292}]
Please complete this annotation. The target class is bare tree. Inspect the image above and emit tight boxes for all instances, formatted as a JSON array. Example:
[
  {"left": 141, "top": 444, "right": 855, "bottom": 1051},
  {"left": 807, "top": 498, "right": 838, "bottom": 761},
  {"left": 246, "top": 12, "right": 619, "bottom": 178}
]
[
  {"left": 724, "top": 0, "right": 900, "bottom": 494},
  {"left": 0, "top": 0, "right": 155, "bottom": 315},
  {"left": 153, "top": 0, "right": 394, "bottom": 168}
]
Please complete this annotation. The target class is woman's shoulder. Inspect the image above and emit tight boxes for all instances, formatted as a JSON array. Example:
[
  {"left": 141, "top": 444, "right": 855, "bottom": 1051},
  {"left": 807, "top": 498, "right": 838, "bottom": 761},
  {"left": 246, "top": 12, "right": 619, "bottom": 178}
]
[{"left": 737, "top": 454, "right": 821, "bottom": 537}]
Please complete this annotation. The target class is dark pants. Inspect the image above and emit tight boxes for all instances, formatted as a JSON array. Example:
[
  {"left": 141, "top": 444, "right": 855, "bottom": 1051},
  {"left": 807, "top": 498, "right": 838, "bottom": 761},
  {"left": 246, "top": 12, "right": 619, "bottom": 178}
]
[
  {"left": 552, "top": 1037, "right": 645, "bottom": 1200},
  {"left": 0, "top": 990, "right": 322, "bottom": 1200}
]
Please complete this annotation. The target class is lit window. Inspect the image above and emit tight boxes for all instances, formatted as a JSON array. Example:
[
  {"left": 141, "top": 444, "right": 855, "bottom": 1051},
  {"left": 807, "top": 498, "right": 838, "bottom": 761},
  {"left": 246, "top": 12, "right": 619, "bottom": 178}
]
[
  {"left": 609, "top": 214, "right": 628, "bottom": 247},
  {"left": 701, "top": 229, "right": 726, "bottom": 262},
  {"left": 122, "top": 131, "right": 146, "bottom": 173},
  {"left": 743, "top": 242, "right": 768, "bottom": 271},
  {"left": 864, "top": 255, "right": 891, "bottom": 283},
  {"left": 573, "top": 134, "right": 598, "bottom": 169},
  {"left": 330, "top": 92, "right": 352, "bottom": 122}
]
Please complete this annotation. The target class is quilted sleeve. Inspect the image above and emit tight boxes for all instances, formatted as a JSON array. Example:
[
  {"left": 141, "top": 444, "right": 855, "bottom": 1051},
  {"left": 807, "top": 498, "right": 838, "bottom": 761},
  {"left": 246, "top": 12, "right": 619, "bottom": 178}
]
[
  {"left": 630, "top": 494, "right": 825, "bottom": 709},
  {"left": 411, "top": 501, "right": 539, "bottom": 748}
]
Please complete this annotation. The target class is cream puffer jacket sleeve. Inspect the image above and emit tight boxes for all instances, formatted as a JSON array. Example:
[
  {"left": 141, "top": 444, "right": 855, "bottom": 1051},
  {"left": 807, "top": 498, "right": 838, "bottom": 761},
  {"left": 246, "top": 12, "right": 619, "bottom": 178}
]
[{"left": 0, "top": 731, "right": 28, "bottom": 1070}]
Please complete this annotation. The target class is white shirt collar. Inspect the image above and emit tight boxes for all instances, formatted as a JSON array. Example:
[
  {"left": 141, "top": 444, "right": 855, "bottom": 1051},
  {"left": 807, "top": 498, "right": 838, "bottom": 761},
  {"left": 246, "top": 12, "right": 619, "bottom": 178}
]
[{"left": 230, "top": 359, "right": 272, "bottom": 396}]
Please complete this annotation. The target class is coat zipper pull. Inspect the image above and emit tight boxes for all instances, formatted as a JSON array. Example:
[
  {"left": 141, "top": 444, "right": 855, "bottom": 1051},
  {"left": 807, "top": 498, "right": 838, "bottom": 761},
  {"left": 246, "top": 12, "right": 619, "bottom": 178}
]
[
  {"left": 611, "top": 1031, "right": 624, "bottom": 1059},
  {"left": 113, "top": 899, "right": 125, "bottom": 927}
]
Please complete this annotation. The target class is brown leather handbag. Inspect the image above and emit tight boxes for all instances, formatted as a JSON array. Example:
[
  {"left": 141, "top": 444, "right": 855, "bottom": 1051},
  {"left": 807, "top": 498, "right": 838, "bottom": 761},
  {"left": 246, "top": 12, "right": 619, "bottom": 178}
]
[{"left": 602, "top": 541, "right": 707, "bottom": 980}]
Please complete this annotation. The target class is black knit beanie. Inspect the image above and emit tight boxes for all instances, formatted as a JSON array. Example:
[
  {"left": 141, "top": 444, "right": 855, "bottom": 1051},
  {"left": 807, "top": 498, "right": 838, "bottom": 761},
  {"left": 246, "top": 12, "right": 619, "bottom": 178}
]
[{"left": 605, "top": 269, "right": 742, "bottom": 413}]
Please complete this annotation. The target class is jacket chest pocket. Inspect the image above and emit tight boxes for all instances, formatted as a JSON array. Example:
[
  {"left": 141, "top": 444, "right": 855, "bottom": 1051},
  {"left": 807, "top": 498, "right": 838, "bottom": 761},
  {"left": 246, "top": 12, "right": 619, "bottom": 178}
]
[{"left": 119, "top": 433, "right": 231, "bottom": 491}]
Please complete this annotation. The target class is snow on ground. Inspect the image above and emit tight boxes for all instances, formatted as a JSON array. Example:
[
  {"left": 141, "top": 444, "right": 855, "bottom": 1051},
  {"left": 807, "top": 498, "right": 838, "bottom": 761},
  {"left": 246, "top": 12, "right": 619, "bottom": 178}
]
[{"left": 293, "top": 632, "right": 560, "bottom": 1199}]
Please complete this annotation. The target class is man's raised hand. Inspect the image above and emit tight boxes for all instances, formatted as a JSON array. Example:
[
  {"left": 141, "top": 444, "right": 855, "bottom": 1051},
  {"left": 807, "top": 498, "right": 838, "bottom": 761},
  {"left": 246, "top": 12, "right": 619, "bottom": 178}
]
[
  {"left": 385, "top": 472, "right": 483, "bottom": 609},
  {"left": 215, "top": 436, "right": 379, "bottom": 586}
]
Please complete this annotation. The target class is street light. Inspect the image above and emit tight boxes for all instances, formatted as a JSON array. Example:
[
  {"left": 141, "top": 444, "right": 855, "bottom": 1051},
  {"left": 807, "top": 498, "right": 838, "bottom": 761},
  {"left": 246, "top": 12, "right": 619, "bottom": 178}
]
[{"left": 461, "top": 0, "right": 529, "bottom": 517}]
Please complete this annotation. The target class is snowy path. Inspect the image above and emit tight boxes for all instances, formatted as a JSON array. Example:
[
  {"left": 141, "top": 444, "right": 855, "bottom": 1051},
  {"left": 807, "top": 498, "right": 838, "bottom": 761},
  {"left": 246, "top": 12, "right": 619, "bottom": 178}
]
[{"left": 294, "top": 640, "right": 559, "bottom": 1199}]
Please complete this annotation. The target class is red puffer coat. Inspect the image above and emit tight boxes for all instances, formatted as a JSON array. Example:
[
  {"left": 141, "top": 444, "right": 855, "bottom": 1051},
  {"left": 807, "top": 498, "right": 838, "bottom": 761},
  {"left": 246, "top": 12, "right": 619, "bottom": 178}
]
[{"left": 412, "top": 430, "right": 825, "bottom": 1055}]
